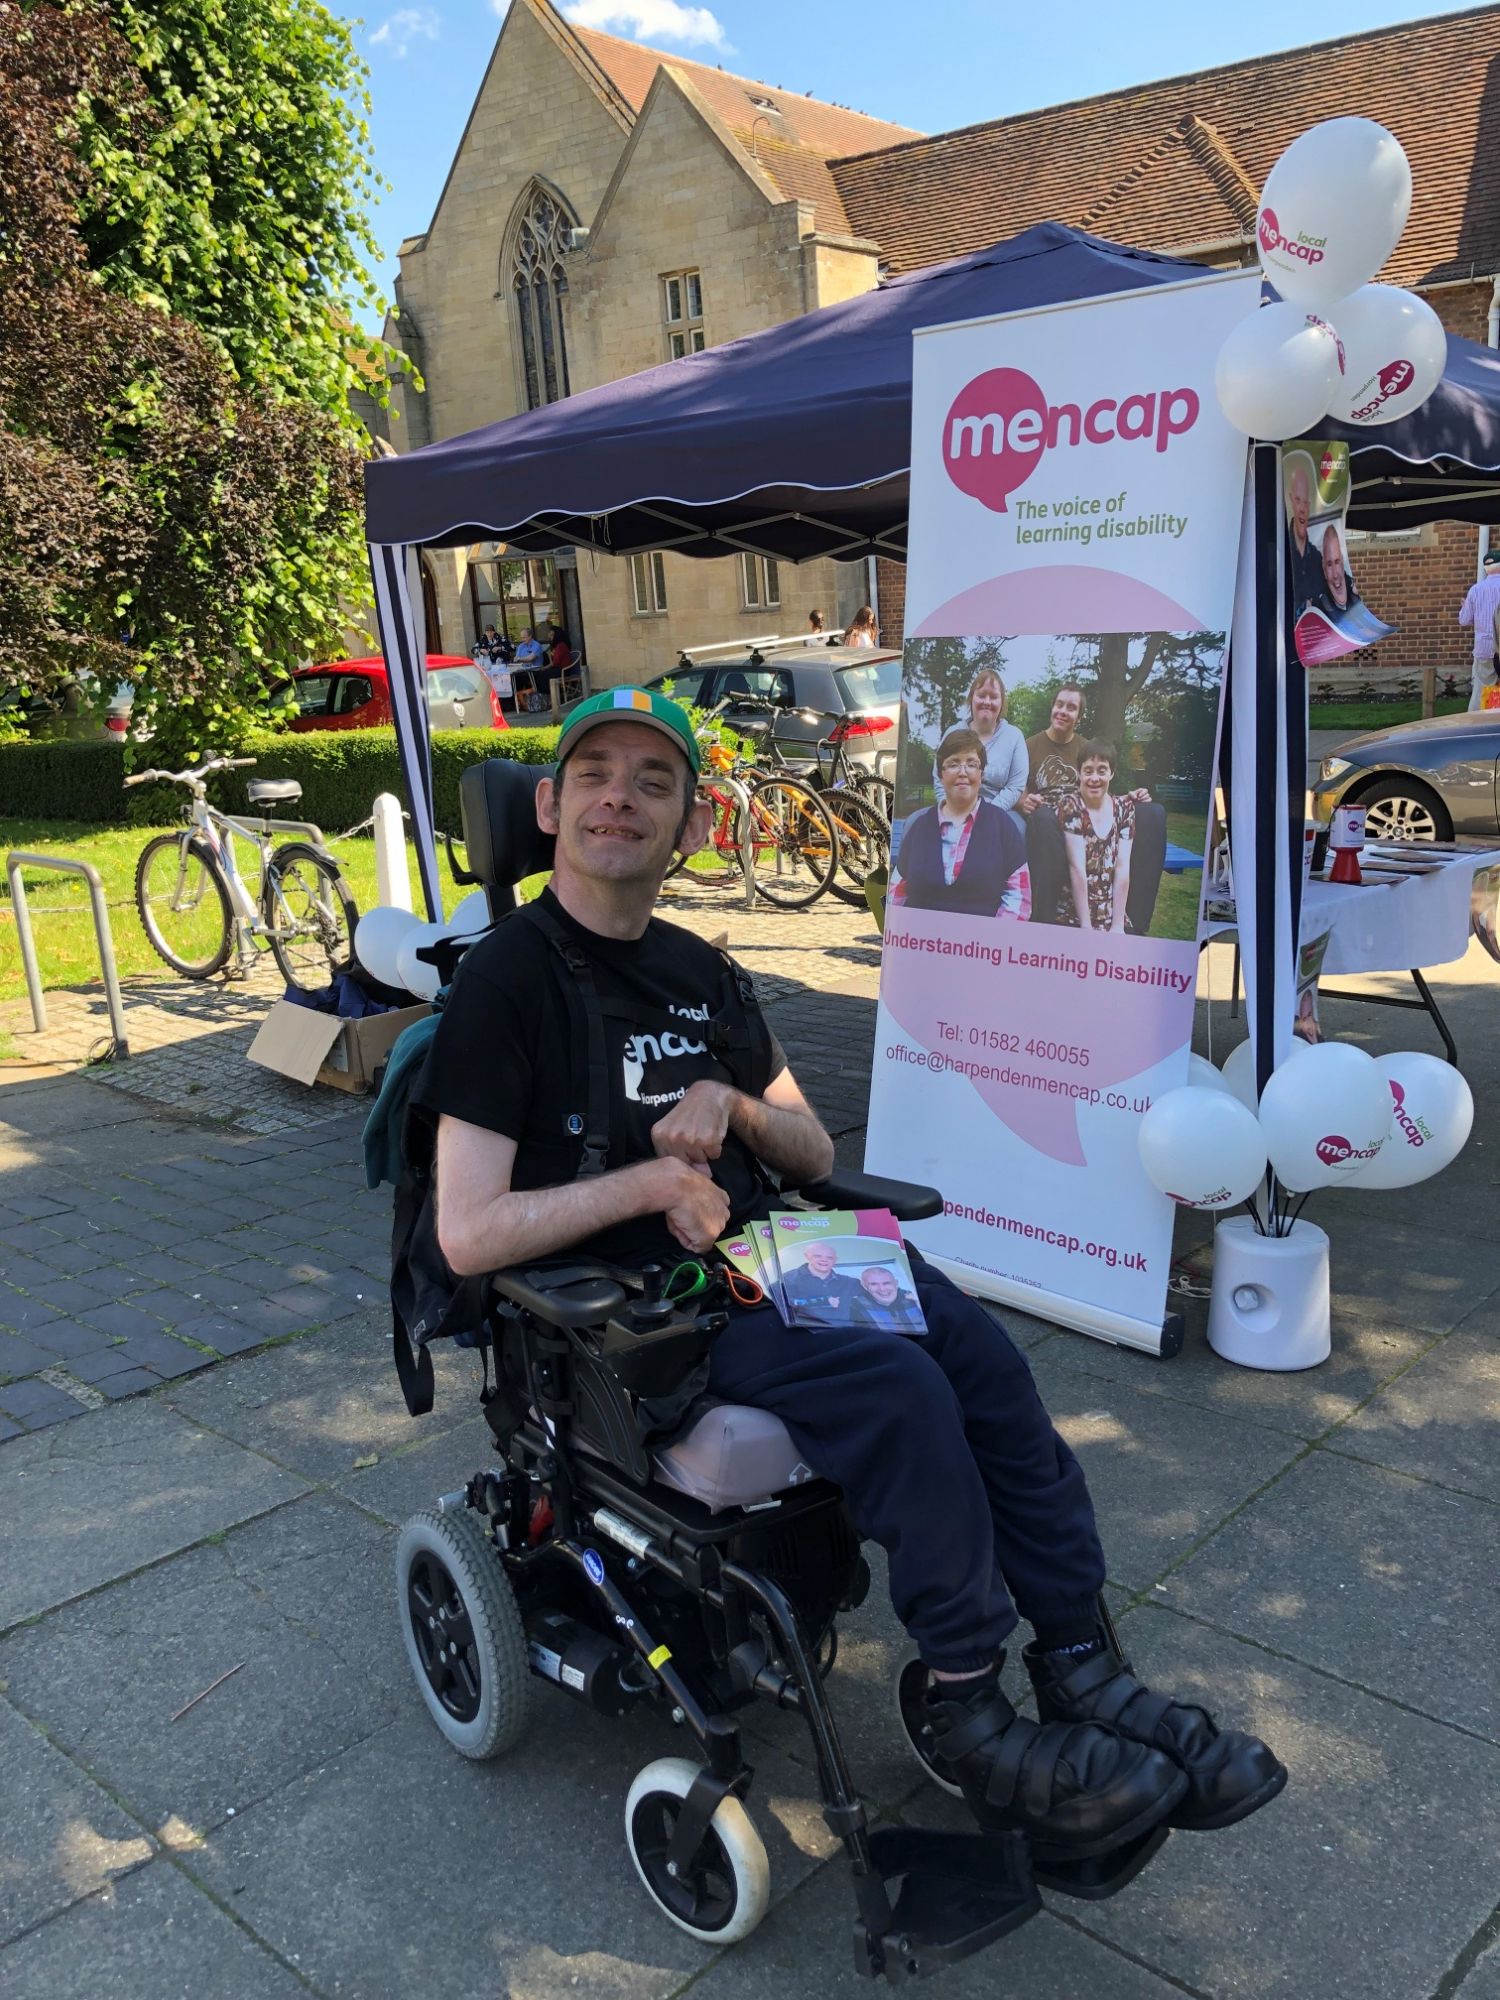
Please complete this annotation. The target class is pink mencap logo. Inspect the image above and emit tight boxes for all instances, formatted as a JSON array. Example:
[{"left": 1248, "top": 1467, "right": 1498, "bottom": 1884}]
[
  {"left": 942, "top": 367, "right": 1200, "bottom": 515},
  {"left": 1350, "top": 358, "right": 1415, "bottom": 422},
  {"left": 1258, "top": 206, "right": 1281, "bottom": 256},
  {"left": 1316, "top": 1134, "right": 1354, "bottom": 1167},
  {"left": 780, "top": 1217, "right": 802, "bottom": 1231},
  {"left": 1258, "top": 206, "right": 1326, "bottom": 267}
]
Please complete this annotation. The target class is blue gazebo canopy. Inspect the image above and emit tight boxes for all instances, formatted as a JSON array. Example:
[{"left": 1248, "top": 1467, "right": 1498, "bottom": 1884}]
[{"left": 365, "top": 222, "right": 1500, "bottom": 563}]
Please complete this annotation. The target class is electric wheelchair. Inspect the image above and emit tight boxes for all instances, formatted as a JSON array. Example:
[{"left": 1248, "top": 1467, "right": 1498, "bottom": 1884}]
[{"left": 392, "top": 758, "right": 1163, "bottom": 1981}]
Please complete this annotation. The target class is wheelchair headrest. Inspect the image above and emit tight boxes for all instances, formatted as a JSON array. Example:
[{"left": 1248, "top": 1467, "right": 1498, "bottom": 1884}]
[{"left": 459, "top": 759, "right": 556, "bottom": 904}]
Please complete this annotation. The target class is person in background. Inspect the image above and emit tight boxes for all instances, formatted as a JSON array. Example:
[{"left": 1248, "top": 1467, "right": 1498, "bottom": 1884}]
[
  {"left": 475, "top": 622, "right": 508, "bottom": 666},
  {"left": 513, "top": 625, "right": 545, "bottom": 711},
  {"left": 548, "top": 624, "right": 574, "bottom": 673},
  {"left": 965, "top": 667, "right": 1028, "bottom": 812},
  {"left": 892, "top": 727, "right": 1030, "bottom": 919},
  {"left": 845, "top": 605, "right": 878, "bottom": 648},
  {"left": 1458, "top": 548, "right": 1500, "bottom": 711},
  {"left": 1058, "top": 740, "right": 1133, "bottom": 933},
  {"left": 805, "top": 609, "right": 826, "bottom": 647}
]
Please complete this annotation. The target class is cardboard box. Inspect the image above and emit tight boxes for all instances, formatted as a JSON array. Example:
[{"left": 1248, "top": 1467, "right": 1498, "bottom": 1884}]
[{"left": 248, "top": 1000, "right": 432, "bottom": 1095}]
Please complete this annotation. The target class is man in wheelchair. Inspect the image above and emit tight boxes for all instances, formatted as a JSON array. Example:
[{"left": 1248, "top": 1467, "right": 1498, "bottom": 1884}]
[{"left": 413, "top": 687, "right": 1283, "bottom": 1916}]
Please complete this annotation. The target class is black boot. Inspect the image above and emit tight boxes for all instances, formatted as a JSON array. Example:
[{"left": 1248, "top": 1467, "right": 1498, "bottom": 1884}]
[
  {"left": 1024, "top": 1636, "right": 1287, "bottom": 1832},
  {"left": 922, "top": 1664, "right": 1187, "bottom": 1858}
]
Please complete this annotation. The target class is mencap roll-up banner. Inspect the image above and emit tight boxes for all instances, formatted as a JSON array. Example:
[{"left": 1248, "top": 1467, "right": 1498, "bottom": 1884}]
[{"left": 867, "top": 271, "right": 1260, "bottom": 1352}]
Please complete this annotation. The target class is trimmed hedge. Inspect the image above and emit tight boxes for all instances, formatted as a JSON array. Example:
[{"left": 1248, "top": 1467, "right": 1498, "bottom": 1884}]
[{"left": 0, "top": 725, "right": 562, "bottom": 833}]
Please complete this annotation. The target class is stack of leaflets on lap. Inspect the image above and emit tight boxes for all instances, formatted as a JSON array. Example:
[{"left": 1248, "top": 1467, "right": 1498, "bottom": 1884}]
[{"left": 716, "top": 1207, "right": 927, "bottom": 1335}]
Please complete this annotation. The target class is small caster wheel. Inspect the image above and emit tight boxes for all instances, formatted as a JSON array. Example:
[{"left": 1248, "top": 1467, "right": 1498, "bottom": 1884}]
[
  {"left": 625, "top": 1758, "right": 770, "bottom": 1944},
  {"left": 896, "top": 1657, "right": 962, "bottom": 1798},
  {"left": 396, "top": 1507, "right": 530, "bottom": 1760}
]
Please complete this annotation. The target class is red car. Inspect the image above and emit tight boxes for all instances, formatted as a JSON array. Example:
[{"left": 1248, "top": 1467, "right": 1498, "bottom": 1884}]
[{"left": 285, "top": 655, "right": 510, "bottom": 732}]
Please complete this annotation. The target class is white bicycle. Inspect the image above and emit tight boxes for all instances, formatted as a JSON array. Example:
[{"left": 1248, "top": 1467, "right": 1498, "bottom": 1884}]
[{"left": 126, "top": 756, "right": 358, "bottom": 988}]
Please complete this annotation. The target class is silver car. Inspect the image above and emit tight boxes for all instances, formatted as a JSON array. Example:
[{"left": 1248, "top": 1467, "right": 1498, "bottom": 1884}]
[{"left": 1313, "top": 709, "right": 1500, "bottom": 842}]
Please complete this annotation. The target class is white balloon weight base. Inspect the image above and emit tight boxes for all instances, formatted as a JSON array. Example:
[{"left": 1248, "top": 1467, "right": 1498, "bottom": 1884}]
[{"left": 1207, "top": 1217, "right": 1331, "bottom": 1372}]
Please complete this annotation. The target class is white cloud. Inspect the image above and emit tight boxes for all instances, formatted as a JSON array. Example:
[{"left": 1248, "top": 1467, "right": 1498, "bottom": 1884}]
[
  {"left": 560, "top": 1, "right": 727, "bottom": 50},
  {"left": 370, "top": 6, "right": 440, "bottom": 56}
]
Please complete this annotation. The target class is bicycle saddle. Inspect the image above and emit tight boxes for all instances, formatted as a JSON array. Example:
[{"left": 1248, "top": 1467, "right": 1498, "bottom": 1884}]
[{"left": 248, "top": 779, "right": 303, "bottom": 806}]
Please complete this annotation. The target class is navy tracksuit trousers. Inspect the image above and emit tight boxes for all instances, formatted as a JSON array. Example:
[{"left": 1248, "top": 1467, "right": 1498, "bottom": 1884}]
[{"left": 707, "top": 1252, "right": 1105, "bottom": 1673}]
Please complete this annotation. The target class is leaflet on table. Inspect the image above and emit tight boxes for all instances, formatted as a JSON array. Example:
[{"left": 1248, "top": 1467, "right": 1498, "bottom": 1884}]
[{"left": 769, "top": 1209, "right": 928, "bottom": 1335}]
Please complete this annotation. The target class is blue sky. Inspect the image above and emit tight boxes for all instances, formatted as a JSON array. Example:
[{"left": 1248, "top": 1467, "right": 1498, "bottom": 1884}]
[{"left": 356, "top": 0, "right": 1463, "bottom": 311}]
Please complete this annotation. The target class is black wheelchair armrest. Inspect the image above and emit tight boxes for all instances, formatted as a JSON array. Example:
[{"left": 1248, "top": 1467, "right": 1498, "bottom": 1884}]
[
  {"left": 489, "top": 1268, "right": 627, "bottom": 1328},
  {"left": 789, "top": 1168, "right": 944, "bottom": 1223}
]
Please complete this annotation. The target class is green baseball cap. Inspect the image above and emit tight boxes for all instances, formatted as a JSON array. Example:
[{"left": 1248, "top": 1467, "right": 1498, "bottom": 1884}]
[{"left": 555, "top": 686, "right": 700, "bottom": 774}]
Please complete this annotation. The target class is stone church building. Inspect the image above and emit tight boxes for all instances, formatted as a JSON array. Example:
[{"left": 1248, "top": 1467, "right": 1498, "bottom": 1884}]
[{"left": 383, "top": 0, "right": 1500, "bottom": 684}]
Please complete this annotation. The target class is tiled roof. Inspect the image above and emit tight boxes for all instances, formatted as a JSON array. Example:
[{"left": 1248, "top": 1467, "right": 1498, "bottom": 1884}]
[
  {"left": 571, "top": 21, "right": 918, "bottom": 233},
  {"left": 829, "top": 5, "right": 1500, "bottom": 283}
]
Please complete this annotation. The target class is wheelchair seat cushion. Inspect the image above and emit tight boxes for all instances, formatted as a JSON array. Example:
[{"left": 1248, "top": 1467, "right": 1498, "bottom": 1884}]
[{"left": 651, "top": 1403, "right": 819, "bottom": 1514}]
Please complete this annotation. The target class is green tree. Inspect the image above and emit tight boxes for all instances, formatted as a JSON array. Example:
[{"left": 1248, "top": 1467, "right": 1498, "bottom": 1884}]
[{"left": 0, "top": 0, "right": 382, "bottom": 759}]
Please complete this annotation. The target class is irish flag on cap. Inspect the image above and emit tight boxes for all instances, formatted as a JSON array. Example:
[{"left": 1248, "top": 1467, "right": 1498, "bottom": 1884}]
[{"left": 555, "top": 685, "right": 701, "bottom": 772}]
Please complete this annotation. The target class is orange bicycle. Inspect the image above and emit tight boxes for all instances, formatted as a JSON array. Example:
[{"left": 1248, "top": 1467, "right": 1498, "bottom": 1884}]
[{"left": 667, "top": 737, "right": 838, "bottom": 908}]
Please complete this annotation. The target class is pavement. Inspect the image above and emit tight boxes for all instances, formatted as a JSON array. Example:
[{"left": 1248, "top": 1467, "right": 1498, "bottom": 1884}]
[{"left": 2, "top": 873, "right": 1499, "bottom": 2000}]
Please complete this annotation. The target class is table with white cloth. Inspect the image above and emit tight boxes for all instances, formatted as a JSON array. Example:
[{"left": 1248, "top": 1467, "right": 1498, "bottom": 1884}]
[{"left": 1209, "top": 843, "right": 1500, "bottom": 1066}]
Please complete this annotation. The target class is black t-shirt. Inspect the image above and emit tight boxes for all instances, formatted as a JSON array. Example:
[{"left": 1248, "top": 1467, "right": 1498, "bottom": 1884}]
[
  {"left": 414, "top": 890, "right": 786, "bottom": 1265},
  {"left": 1025, "top": 730, "right": 1082, "bottom": 805}
]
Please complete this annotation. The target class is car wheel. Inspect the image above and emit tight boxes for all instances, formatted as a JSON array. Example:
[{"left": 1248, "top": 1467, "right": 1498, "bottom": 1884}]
[{"left": 1354, "top": 775, "right": 1452, "bottom": 845}]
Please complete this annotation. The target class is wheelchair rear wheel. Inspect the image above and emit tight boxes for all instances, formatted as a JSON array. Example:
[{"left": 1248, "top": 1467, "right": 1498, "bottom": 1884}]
[
  {"left": 396, "top": 1508, "right": 531, "bottom": 1760},
  {"left": 625, "top": 1758, "right": 770, "bottom": 1945}
]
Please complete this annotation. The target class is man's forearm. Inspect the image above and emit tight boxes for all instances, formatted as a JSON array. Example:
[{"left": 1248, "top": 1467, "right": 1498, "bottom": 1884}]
[
  {"left": 441, "top": 1159, "right": 669, "bottom": 1277},
  {"left": 727, "top": 1090, "right": 834, "bottom": 1184}
]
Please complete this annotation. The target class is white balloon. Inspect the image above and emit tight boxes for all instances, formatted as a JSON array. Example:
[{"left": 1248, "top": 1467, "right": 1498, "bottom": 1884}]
[
  {"left": 395, "top": 923, "right": 445, "bottom": 1002},
  {"left": 1215, "top": 303, "right": 1344, "bottom": 440},
  {"left": 1324, "top": 284, "right": 1447, "bottom": 427},
  {"left": 1189, "top": 1053, "right": 1234, "bottom": 1094},
  {"left": 442, "top": 888, "right": 493, "bottom": 937},
  {"left": 1139, "top": 1088, "right": 1268, "bottom": 1210},
  {"left": 354, "top": 904, "right": 422, "bottom": 988},
  {"left": 1257, "top": 117, "right": 1412, "bottom": 308},
  {"left": 1343, "top": 1053, "right": 1474, "bottom": 1189},
  {"left": 1218, "top": 1037, "right": 1312, "bottom": 1110},
  {"left": 1257, "top": 1041, "right": 1393, "bottom": 1192}
]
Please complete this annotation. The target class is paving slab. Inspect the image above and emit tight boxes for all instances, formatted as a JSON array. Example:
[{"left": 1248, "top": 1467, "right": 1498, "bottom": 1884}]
[
  {"left": 1036, "top": 1307, "right": 1437, "bottom": 1442},
  {"left": 1169, "top": 1448, "right": 1500, "bottom": 1742},
  {"left": 1457, "top": 1936, "right": 1500, "bottom": 2000},
  {"left": 1336, "top": 1329, "right": 1500, "bottom": 1503},
  {"left": 194, "top": 1703, "right": 839, "bottom": 2000},
  {"left": 1072, "top": 1605, "right": 1500, "bottom": 2000},
  {"left": 332, "top": 1412, "right": 498, "bottom": 1528},
  {"left": 1024, "top": 1355, "right": 1307, "bottom": 1591},
  {"left": 689, "top": 1868, "right": 1179, "bottom": 2000},
  {"left": 0, "top": 1492, "right": 401, "bottom": 1838},
  {"left": 0, "top": 1698, "right": 155, "bottom": 1947},
  {"left": 0, "top": 1398, "right": 306, "bottom": 1631},
  {"left": 0, "top": 1858, "right": 308, "bottom": 2000},
  {"left": 159, "top": 1310, "right": 477, "bottom": 1485}
]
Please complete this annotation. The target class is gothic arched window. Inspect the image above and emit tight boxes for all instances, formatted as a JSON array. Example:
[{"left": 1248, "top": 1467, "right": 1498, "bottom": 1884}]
[{"left": 508, "top": 183, "right": 575, "bottom": 410}]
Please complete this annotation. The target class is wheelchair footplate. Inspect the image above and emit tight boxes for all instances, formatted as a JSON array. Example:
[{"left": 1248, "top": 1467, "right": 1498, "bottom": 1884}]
[
  {"left": 1030, "top": 1823, "right": 1171, "bottom": 1901},
  {"left": 854, "top": 1826, "right": 1040, "bottom": 1983}
]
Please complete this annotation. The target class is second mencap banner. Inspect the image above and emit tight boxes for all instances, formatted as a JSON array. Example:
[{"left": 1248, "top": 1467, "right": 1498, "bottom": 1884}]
[{"left": 867, "top": 272, "right": 1258, "bottom": 1350}]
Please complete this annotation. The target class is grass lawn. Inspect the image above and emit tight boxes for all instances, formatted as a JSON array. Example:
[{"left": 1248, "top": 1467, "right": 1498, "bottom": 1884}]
[
  {"left": 0, "top": 819, "right": 415, "bottom": 1006},
  {"left": 1154, "top": 809, "right": 1206, "bottom": 943},
  {"left": 1310, "top": 698, "right": 1466, "bottom": 732}
]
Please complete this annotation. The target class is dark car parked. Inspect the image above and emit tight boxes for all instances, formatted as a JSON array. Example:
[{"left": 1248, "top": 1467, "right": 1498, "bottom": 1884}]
[
  {"left": 1312, "top": 708, "right": 1500, "bottom": 842},
  {"left": 646, "top": 640, "right": 902, "bottom": 778}
]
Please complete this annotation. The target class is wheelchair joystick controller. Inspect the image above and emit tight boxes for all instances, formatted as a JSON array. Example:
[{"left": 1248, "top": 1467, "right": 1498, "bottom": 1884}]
[{"left": 630, "top": 1264, "right": 675, "bottom": 1332}]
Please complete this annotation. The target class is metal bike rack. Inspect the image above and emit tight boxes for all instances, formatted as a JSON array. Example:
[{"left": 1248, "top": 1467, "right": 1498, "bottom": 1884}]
[
  {"left": 720, "top": 773, "right": 758, "bottom": 909},
  {"left": 5, "top": 853, "right": 130, "bottom": 1057}
]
